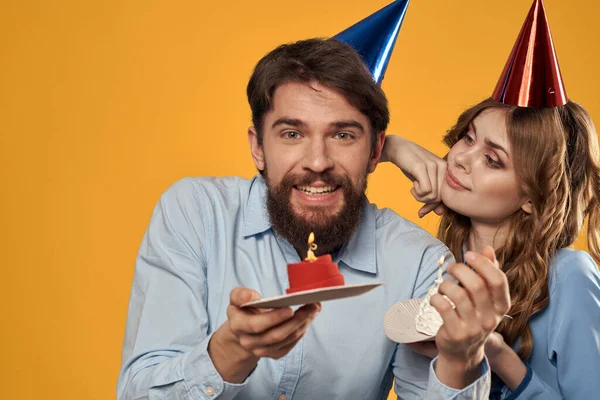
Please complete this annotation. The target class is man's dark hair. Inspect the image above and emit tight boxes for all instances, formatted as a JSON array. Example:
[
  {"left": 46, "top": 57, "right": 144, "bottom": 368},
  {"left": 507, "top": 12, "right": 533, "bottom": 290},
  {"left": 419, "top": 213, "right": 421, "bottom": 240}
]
[{"left": 246, "top": 38, "right": 390, "bottom": 146}]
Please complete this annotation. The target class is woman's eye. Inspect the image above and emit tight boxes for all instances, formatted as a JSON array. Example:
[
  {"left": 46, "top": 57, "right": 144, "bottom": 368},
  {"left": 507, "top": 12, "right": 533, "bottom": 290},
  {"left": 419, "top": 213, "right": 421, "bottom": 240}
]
[{"left": 485, "top": 154, "right": 501, "bottom": 168}]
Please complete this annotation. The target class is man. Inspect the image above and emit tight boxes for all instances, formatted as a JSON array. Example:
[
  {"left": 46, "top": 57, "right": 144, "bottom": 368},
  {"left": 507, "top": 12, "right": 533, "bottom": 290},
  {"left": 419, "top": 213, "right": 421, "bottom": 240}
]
[{"left": 117, "top": 38, "right": 509, "bottom": 399}]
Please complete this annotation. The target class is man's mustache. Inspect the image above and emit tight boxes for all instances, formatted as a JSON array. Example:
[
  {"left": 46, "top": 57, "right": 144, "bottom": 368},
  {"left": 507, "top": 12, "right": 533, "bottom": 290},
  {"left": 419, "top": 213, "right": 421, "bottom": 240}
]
[{"left": 282, "top": 172, "right": 347, "bottom": 187}]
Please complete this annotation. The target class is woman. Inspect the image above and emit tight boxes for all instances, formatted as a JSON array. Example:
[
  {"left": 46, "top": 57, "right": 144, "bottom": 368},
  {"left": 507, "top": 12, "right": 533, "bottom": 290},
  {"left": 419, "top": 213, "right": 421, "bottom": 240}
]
[
  {"left": 382, "top": 96, "right": 600, "bottom": 398},
  {"left": 384, "top": 0, "right": 600, "bottom": 396}
]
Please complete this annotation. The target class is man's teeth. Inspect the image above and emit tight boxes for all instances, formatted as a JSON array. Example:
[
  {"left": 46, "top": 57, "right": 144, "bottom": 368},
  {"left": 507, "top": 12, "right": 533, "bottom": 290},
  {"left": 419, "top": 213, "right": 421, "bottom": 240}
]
[{"left": 297, "top": 185, "right": 336, "bottom": 194}]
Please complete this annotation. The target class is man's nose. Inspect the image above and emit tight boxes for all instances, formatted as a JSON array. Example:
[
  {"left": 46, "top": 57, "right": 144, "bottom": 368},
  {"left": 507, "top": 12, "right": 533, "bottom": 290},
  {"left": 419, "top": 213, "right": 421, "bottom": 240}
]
[{"left": 301, "top": 138, "right": 334, "bottom": 173}]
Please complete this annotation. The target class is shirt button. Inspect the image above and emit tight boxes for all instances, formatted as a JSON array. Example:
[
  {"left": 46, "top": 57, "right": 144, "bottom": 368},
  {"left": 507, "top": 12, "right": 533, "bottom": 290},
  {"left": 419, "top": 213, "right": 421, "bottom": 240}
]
[
  {"left": 278, "top": 394, "right": 287, "bottom": 400},
  {"left": 204, "top": 386, "right": 215, "bottom": 396}
]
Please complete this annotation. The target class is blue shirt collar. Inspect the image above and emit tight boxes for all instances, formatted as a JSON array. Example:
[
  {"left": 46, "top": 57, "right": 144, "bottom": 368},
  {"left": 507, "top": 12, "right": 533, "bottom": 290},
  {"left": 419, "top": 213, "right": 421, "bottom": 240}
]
[
  {"left": 243, "top": 175, "right": 377, "bottom": 275},
  {"left": 335, "top": 201, "right": 377, "bottom": 274},
  {"left": 243, "top": 175, "right": 271, "bottom": 237}
]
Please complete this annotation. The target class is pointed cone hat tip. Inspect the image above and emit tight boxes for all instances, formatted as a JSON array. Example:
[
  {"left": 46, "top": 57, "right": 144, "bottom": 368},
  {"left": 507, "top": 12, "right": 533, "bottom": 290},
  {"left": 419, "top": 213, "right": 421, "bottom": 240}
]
[
  {"left": 492, "top": 0, "right": 567, "bottom": 108},
  {"left": 333, "top": 0, "right": 410, "bottom": 84}
]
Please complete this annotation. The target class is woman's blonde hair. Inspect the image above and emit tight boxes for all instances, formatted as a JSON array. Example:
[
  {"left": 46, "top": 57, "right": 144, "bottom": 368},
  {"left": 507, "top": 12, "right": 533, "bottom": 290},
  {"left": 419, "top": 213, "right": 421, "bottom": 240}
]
[{"left": 438, "top": 98, "right": 600, "bottom": 360}]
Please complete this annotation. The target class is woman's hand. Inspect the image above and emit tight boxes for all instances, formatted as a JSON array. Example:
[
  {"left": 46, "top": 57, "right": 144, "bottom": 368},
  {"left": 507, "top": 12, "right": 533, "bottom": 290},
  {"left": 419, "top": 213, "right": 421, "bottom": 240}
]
[
  {"left": 433, "top": 247, "right": 511, "bottom": 388},
  {"left": 381, "top": 135, "right": 447, "bottom": 218}
]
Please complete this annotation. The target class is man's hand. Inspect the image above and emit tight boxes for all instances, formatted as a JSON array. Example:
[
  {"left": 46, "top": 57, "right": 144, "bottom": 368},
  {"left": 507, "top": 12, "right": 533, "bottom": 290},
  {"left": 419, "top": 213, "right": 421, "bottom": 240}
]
[
  {"left": 208, "top": 287, "right": 321, "bottom": 383},
  {"left": 433, "top": 246, "right": 511, "bottom": 388}
]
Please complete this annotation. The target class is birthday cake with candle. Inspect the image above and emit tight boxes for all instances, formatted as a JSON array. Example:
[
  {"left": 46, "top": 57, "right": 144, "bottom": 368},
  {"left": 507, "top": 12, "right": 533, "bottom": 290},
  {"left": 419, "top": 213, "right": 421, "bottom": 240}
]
[{"left": 286, "top": 233, "right": 345, "bottom": 294}]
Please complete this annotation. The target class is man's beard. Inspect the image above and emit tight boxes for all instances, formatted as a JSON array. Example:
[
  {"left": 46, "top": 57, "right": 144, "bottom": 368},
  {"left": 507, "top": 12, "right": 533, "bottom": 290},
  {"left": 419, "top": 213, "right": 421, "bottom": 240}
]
[{"left": 264, "top": 168, "right": 367, "bottom": 257}]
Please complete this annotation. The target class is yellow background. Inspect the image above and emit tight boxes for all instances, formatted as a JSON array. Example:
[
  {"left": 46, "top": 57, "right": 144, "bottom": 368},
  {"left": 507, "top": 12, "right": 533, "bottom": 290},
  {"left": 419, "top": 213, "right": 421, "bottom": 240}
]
[{"left": 1, "top": 1, "right": 598, "bottom": 399}]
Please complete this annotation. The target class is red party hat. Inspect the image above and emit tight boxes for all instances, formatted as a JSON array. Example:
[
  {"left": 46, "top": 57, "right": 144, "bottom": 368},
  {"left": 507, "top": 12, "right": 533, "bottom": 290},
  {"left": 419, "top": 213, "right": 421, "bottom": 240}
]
[{"left": 492, "top": 0, "right": 567, "bottom": 108}]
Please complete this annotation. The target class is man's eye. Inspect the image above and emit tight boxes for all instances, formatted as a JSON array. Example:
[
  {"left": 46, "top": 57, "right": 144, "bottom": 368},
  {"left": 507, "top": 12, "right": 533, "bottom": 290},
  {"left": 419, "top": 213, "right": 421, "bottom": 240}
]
[
  {"left": 335, "top": 132, "right": 352, "bottom": 140},
  {"left": 285, "top": 131, "right": 300, "bottom": 139}
]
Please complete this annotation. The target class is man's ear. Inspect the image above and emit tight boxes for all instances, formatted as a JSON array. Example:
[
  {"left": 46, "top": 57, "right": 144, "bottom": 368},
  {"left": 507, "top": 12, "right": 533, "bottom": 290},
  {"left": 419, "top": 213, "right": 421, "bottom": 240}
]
[
  {"left": 248, "top": 126, "right": 265, "bottom": 171},
  {"left": 368, "top": 131, "right": 386, "bottom": 173},
  {"left": 521, "top": 199, "right": 533, "bottom": 214}
]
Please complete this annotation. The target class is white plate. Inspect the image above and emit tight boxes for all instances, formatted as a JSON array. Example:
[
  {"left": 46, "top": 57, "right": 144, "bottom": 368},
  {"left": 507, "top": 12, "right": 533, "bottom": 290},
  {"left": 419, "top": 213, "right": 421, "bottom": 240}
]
[
  {"left": 383, "top": 298, "right": 436, "bottom": 343},
  {"left": 241, "top": 282, "right": 384, "bottom": 309}
]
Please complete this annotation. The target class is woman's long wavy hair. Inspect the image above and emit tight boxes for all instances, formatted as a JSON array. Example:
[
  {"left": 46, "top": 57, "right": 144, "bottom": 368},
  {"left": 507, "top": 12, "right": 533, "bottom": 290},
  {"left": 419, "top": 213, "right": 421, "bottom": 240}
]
[{"left": 438, "top": 98, "right": 600, "bottom": 360}]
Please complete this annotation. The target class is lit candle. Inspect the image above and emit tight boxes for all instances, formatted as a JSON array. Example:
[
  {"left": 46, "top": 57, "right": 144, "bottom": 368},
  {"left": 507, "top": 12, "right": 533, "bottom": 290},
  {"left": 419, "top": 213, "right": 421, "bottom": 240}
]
[{"left": 305, "top": 232, "right": 318, "bottom": 261}]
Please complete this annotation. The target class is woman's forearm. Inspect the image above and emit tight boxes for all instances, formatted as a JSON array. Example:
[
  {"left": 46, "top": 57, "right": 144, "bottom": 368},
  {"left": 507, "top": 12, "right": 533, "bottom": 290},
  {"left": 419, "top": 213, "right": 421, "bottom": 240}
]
[{"left": 490, "top": 347, "right": 528, "bottom": 391}]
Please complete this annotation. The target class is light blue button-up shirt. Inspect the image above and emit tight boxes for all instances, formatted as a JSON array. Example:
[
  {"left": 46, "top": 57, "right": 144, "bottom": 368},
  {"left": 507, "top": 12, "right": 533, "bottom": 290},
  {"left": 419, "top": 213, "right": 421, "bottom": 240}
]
[
  {"left": 117, "top": 175, "right": 490, "bottom": 399},
  {"left": 490, "top": 248, "right": 600, "bottom": 399}
]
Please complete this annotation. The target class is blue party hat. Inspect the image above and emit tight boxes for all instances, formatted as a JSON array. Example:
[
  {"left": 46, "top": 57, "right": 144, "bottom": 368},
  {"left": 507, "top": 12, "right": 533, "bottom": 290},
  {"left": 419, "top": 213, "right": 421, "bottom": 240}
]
[{"left": 334, "top": 0, "right": 410, "bottom": 84}]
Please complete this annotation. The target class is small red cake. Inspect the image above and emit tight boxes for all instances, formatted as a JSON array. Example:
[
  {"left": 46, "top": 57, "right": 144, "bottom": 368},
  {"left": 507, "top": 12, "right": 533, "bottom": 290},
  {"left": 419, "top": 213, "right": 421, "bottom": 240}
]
[{"left": 286, "top": 254, "right": 345, "bottom": 294}]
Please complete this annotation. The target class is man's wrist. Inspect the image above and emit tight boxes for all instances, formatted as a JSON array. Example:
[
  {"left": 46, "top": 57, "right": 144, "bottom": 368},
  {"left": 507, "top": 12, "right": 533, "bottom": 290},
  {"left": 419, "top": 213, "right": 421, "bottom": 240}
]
[{"left": 208, "top": 323, "right": 259, "bottom": 383}]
